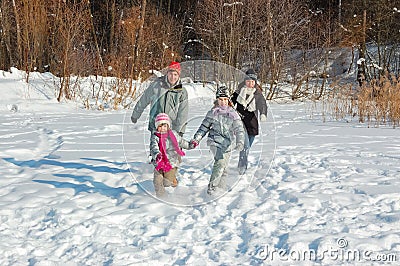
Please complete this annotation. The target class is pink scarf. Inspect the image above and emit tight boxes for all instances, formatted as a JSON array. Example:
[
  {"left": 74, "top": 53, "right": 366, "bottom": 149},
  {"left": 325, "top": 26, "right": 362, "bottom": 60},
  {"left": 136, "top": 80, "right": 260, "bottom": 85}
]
[
  {"left": 154, "top": 130, "right": 185, "bottom": 172},
  {"left": 213, "top": 105, "right": 240, "bottom": 120}
]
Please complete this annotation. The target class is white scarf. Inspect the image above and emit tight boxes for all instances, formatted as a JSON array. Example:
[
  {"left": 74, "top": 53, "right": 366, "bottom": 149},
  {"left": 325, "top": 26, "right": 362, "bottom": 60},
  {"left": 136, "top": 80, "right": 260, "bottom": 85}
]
[{"left": 237, "top": 87, "right": 256, "bottom": 112}]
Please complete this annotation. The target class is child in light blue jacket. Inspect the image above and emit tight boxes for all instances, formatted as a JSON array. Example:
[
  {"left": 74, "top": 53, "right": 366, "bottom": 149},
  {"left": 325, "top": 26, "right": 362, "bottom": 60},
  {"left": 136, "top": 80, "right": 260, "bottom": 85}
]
[{"left": 190, "top": 86, "right": 245, "bottom": 195}]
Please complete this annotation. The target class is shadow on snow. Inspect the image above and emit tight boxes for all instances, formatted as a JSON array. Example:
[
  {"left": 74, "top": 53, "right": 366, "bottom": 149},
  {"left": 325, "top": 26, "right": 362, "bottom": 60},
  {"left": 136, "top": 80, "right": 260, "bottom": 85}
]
[
  {"left": 3, "top": 157, "right": 130, "bottom": 174},
  {"left": 35, "top": 173, "right": 133, "bottom": 199},
  {"left": 3, "top": 157, "right": 135, "bottom": 199}
]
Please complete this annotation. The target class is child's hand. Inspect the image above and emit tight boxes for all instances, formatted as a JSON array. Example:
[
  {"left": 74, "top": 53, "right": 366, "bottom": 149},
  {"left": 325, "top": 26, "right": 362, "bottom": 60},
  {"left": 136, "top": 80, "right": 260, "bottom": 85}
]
[
  {"left": 156, "top": 153, "right": 162, "bottom": 163},
  {"left": 189, "top": 139, "right": 199, "bottom": 149},
  {"left": 260, "top": 114, "right": 267, "bottom": 122}
]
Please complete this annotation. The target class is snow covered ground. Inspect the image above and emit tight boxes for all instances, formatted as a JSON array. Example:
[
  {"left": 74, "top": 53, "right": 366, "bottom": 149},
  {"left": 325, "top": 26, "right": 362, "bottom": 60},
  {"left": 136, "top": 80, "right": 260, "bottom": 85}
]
[{"left": 1, "top": 68, "right": 399, "bottom": 265}]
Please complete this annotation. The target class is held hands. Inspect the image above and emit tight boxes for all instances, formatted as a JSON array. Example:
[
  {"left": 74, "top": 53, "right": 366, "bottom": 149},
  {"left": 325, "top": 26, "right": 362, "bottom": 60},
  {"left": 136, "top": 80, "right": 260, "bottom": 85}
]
[
  {"left": 156, "top": 153, "right": 162, "bottom": 163},
  {"left": 189, "top": 139, "right": 199, "bottom": 149}
]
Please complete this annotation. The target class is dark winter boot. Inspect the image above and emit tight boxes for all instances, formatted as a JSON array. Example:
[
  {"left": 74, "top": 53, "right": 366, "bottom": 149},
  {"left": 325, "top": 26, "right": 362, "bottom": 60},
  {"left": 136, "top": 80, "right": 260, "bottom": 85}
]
[
  {"left": 238, "top": 166, "right": 247, "bottom": 175},
  {"left": 238, "top": 149, "right": 248, "bottom": 175},
  {"left": 207, "top": 184, "right": 216, "bottom": 195}
]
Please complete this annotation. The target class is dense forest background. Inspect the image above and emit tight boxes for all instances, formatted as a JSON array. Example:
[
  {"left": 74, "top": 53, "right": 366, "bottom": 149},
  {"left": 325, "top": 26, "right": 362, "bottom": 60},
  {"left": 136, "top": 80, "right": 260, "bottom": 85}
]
[{"left": 1, "top": 0, "right": 399, "bottom": 101}]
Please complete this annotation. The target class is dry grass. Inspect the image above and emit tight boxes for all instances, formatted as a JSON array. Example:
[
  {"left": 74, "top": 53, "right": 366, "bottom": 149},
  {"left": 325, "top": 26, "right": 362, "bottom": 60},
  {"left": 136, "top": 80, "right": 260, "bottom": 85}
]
[{"left": 326, "top": 74, "right": 400, "bottom": 128}]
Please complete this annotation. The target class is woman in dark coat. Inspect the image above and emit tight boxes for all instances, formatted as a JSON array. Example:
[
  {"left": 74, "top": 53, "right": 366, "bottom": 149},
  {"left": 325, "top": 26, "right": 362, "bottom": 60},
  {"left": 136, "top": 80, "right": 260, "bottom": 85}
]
[{"left": 231, "top": 69, "right": 268, "bottom": 174}]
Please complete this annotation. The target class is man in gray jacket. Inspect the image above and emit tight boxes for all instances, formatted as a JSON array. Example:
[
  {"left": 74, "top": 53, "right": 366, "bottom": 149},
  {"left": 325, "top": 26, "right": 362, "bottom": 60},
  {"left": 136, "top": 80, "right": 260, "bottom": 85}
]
[{"left": 131, "top": 62, "right": 189, "bottom": 136}]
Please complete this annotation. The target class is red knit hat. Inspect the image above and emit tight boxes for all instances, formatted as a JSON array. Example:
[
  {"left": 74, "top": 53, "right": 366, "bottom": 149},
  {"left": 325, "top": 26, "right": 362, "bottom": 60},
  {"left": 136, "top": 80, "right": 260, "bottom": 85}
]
[
  {"left": 155, "top": 113, "right": 171, "bottom": 128},
  {"left": 168, "top": 61, "right": 181, "bottom": 75}
]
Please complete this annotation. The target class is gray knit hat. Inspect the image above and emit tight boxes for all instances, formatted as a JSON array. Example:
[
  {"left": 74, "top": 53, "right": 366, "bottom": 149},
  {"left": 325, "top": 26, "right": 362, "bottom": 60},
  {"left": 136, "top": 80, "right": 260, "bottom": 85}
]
[
  {"left": 245, "top": 69, "right": 257, "bottom": 81},
  {"left": 215, "top": 86, "right": 230, "bottom": 98}
]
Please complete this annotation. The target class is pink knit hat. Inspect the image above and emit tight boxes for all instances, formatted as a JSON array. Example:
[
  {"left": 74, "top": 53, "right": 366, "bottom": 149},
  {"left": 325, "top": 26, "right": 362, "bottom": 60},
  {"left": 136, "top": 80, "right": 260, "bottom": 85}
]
[{"left": 155, "top": 113, "right": 171, "bottom": 128}]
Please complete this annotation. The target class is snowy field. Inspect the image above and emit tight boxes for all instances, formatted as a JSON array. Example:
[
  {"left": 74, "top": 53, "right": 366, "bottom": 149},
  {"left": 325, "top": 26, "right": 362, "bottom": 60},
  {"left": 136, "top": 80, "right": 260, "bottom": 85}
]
[{"left": 1, "top": 69, "right": 399, "bottom": 265}]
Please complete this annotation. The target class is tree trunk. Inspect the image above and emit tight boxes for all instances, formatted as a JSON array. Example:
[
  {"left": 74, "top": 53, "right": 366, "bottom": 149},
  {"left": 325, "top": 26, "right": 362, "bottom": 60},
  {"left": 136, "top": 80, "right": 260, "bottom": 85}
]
[
  {"left": 132, "top": 0, "right": 147, "bottom": 82},
  {"left": 11, "top": 0, "right": 22, "bottom": 66},
  {"left": 357, "top": 7, "right": 367, "bottom": 86},
  {"left": 87, "top": 0, "right": 104, "bottom": 75},
  {"left": 266, "top": 0, "right": 277, "bottom": 100}
]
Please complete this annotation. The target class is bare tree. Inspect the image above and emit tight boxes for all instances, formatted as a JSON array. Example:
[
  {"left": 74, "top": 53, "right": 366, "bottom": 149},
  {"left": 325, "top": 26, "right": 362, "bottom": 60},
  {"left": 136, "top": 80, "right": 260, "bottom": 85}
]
[
  {"left": 132, "top": 0, "right": 147, "bottom": 80},
  {"left": 0, "top": 1, "right": 15, "bottom": 69},
  {"left": 48, "top": 1, "right": 92, "bottom": 101},
  {"left": 340, "top": 0, "right": 400, "bottom": 83},
  {"left": 241, "top": 0, "right": 309, "bottom": 99},
  {"left": 195, "top": 0, "right": 310, "bottom": 99},
  {"left": 1, "top": 0, "right": 50, "bottom": 80},
  {"left": 194, "top": 0, "right": 244, "bottom": 67},
  {"left": 11, "top": 0, "right": 22, "bottom": 66}
]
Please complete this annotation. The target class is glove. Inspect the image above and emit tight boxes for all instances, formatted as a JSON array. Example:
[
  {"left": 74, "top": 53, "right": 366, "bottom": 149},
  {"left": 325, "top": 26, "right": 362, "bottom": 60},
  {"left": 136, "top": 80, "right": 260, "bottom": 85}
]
[
  {"left": 260, "top": 114, "right": 267, "bottom": 122},
  {"left": 178, "top": 132, "right": 184, "bottom": 137},
  {"left": 189, "top": 139, "right": 199, "bottom": 149},
  {"left": 131, "top": 116, "right": 137, "bottom": 123},
  {"left": 235, "top": 143, "right": 244, "bottom": 151}
]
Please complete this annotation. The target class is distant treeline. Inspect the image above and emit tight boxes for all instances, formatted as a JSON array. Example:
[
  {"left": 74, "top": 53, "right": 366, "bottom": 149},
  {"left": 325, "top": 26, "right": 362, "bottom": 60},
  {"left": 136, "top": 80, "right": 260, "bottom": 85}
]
[{"left": 1, "top": 0, "right": 399, "bottom": 98}]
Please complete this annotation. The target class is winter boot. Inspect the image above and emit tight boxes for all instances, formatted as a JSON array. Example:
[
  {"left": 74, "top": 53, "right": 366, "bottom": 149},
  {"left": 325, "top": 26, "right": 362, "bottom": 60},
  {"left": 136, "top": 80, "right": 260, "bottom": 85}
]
[
  {"left": 238, "top": 166, "right": 247, "bottom": 175},
  {"left": 217, "top": 172, "right": 227, "bottom": 190},
  {"left": 238, "top": 149, "right": 248, "bottom": 175},
  {"left": 153, "top": 170, "right": 166, "bottom": 197},
  {"left": 207, "top": 184, "right": 216, "bottom": 195},
  {"left": 171, "top": 177, "right": 178, "bottom": 187},
  {"left": 163, "top": 167, "right": 178, "bottom": 187}
]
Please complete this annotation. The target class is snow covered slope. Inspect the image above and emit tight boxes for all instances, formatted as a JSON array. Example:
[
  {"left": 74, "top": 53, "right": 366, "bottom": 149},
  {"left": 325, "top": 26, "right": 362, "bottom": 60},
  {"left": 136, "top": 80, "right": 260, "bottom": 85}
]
[{"left": 0, "top": 69, "right": 399, "bottom": 265}]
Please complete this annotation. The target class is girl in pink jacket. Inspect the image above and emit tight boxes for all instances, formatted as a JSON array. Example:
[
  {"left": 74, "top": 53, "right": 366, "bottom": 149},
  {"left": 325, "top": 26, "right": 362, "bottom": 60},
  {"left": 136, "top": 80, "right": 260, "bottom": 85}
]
[{"left": 149, "top": 113, "right": 190, "bottom": 197}]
